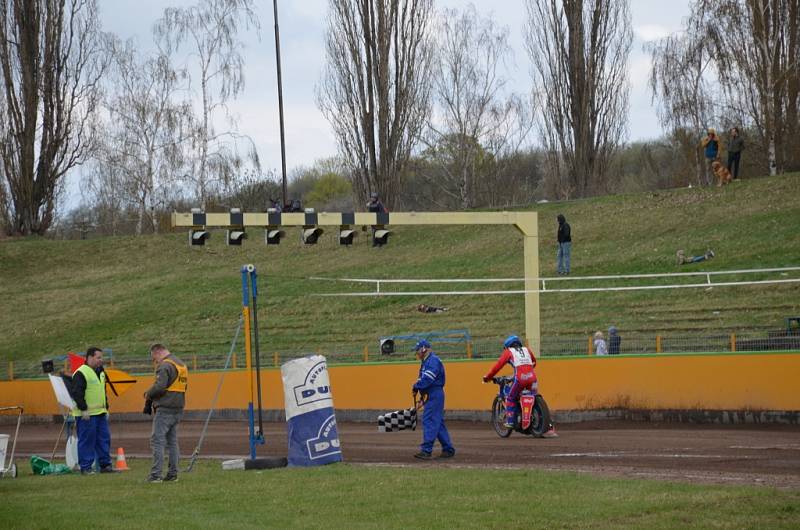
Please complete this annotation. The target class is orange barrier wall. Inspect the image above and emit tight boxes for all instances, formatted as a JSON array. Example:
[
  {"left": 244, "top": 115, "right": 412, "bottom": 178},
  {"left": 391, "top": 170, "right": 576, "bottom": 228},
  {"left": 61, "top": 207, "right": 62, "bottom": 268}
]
[{"left": 1, "top": 353, "right": 798, "bottom": 415}]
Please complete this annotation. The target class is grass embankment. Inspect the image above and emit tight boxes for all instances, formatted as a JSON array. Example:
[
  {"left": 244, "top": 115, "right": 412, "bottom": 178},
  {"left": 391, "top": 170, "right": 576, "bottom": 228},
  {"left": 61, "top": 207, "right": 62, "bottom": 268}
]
[
  {"left": 0, "top": 461, "right": 798, "bottom": 529},
  {"left": 1, "top": 173, "right": 798, "bottom": 361}
]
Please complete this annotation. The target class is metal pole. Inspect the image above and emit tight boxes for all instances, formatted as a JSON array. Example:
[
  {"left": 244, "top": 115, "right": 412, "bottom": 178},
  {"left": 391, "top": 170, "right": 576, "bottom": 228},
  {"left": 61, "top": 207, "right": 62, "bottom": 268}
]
[
  {"left": 250, "top": 266, "right": 265, "bottom": 438},
  {"left": 272, "top": 0, "right": 288, "bottom": 206},
  {"left": 242, "top": 265, "right": 263, "bottom": 459}
]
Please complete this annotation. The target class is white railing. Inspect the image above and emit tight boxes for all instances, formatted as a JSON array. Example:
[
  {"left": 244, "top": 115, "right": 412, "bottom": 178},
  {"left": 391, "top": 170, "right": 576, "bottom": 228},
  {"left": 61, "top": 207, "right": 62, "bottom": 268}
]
[{"left": 309, "top": 266, "right": 800, "bottom": 296}]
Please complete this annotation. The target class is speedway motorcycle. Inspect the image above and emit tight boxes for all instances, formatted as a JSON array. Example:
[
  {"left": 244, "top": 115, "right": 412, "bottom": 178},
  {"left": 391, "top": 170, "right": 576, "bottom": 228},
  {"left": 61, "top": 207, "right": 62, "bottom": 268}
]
[{"left": 490, "top": 375, "right": 553, "bottom": 438}]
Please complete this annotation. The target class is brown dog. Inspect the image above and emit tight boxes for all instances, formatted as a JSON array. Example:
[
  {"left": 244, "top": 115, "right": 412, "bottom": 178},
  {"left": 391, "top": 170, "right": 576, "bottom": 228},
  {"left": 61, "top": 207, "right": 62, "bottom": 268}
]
[{"left": 711, "top": 160, "right": 732, "bottom": 186}]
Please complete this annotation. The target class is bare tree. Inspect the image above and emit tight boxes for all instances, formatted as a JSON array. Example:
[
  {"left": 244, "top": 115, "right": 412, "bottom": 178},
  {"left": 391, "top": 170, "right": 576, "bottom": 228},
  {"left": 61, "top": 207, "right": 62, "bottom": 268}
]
[
  {"left": 83, "top": 137, "right": 125, "bottom": 236},
  {"left": 89, "top": 38, "right": 193, "bottom": 235},
  {"left": 0, "top": 0, "right": 107, "bottom": 235},
  {"left": 649, "top": 1, "right": 800, "bottom": 177},
  {"left": 425, "top": 4, "right": 532, "bottom": 210},
  {"left": 155, "top": 0, "right": 260, "bottom": 209},
  {"left": 647, "top": 7, "right": 715, "bottom": 185},
  {"left": 704, "top": 0, "right": 799, "bottom": 175},
  {"left": 317, "top": 0, "right": 434, "bottom": 209},
  {"left": 0, "top": 176, "right": 9, "bottom": 235},
  {"left": 524, "top": 0, "right": 632, "bottom": 199}
]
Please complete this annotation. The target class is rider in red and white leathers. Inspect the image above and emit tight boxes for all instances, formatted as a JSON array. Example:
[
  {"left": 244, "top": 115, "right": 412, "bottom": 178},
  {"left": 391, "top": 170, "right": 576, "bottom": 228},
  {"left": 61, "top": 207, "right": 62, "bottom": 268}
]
[{"left": 482, "top": 335, "right": 538, "bottom": 427}]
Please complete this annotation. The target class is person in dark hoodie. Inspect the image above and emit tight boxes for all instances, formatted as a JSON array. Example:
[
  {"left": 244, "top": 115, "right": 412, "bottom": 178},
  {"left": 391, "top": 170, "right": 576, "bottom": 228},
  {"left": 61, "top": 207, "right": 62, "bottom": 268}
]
[
  {"left": 144, "top": 343, "right": 188, "bottom": 483},
  {"left": 608, "top": 326, "right": 621, "bottom": 355},
  {"left": 556, "top": 214, "right": 572, "bottom": 275}
]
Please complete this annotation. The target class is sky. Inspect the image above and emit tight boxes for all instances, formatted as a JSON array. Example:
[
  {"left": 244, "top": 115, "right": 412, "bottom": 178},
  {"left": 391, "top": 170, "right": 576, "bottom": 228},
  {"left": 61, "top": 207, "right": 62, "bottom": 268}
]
[{"left": 65, "top": 0, "right": 690, "bottom": 207}]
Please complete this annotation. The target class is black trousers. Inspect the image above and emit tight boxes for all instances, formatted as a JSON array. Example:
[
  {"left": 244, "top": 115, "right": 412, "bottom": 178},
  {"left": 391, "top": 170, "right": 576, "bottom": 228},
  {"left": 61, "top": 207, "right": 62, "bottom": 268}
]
[{"left": 727, "top": 151, "right": 741, "bottom": 179}]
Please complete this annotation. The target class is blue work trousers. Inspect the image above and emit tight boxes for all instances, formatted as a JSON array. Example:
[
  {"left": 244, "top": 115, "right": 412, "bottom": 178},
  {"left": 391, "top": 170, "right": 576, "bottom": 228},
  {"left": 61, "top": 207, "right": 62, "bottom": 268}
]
[
  {"left": 76, "top": 413, "right": 112, "bottom": 471},
  {"left": 420, "top": 387, "right": 454, "bottom": 454}
]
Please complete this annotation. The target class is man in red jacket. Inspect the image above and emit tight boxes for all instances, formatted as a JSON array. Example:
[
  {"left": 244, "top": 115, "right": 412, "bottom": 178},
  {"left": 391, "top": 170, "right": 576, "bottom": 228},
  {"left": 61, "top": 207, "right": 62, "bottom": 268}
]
[{"left": 482, "top": 335, "right": 538, "bottom": 428}]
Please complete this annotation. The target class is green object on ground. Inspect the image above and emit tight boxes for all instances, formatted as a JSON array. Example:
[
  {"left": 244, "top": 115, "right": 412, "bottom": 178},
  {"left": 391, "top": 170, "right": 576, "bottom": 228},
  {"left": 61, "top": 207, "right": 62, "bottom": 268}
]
[{"left": 30, "top": 456, "right": 72, "bottom": 476}]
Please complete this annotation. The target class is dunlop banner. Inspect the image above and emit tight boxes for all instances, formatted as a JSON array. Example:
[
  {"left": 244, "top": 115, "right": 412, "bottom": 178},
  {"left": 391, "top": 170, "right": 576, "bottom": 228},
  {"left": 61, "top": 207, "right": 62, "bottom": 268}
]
[{"left": 280, "top": 355, "right": 342, "bottom": 466}]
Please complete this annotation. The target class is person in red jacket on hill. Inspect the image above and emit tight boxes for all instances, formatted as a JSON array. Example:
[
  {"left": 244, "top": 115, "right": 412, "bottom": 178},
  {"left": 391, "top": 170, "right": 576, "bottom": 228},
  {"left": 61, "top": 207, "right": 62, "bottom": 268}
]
[{"left": 482, "top": 335, "right": 538, "bottom": 428}]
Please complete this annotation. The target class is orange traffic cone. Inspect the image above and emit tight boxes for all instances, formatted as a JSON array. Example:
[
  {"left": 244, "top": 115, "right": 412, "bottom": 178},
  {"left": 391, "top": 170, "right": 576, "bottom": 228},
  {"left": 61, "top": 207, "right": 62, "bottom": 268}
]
[{"left": 115, "top": 447, "right": 130, "bottom": 471}]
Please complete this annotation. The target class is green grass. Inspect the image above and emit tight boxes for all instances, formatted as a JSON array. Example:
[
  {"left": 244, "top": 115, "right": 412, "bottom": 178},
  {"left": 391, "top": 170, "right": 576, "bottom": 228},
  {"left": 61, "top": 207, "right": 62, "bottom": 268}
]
[
  {"left": 1, "top": 173, "right": 799, "bottom": 362},
  {"left": 1, "top": 461, "right": 798, "bottom": 529}
]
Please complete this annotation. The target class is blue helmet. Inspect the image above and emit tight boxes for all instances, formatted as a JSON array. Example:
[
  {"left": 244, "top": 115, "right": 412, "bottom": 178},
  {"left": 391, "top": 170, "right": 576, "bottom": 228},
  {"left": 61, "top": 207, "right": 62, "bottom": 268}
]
[
  {"left": 413, "top": 339, "right": 431, "bottom": 351},
  {"left": 503, "top": 335, "right": 522, "bottom": 348}
]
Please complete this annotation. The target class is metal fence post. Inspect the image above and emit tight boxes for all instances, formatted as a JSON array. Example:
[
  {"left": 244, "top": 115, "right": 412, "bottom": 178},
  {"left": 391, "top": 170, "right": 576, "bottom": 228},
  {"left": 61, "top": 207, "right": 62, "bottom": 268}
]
[
  {"left": 467, "top": 341, "right": 473, "bottom": 359},
  {"left": 656, "top": 335, "right": 662, "bottom": 353},
  {"left": 363, "top": 345, "right": 369, "bottom": 362},
  {"left": 587, "top": 336, "right": 593, "bottom": 355},
  {"left": 192, "top": 354, "right": 198, "bottom": 371},
  {"left": 730, "top": 333, "right": 736, "bottom": 352},
  {"left": 273, "top": 352, "right": 279, "bottom": 367}
]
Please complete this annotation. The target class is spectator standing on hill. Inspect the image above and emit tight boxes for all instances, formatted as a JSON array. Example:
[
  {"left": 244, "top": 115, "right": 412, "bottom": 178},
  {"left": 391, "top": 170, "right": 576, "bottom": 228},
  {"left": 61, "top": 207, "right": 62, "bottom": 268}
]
[
  {"left": 726, "top": 127, "right": 744, "bottom": 179},
  {"left": 556, "top": 214, "right": 571, "bottom": 275},
  {"left": 144, "top": 344, "right": 188, "bottom": 483},
  {"left": 366, "top": 191, "right": 386, "bottom": 214},
  {"left": 594, "top": 331, "right": 608, "bottom": 356},
  {"left": 411, "top": 339, "right": 455, "bottom": 460},
  {"left": 608, "top": 326, "right": 621, "bottom": 355},
  {"left": 366, "top": 192, "right": 387, "bottom": 247},
  {"left": 701, "top": 128, "right": 720, "bottom": 186},
  {"left": 71, "top": 347, "right": 114, "bottom": 475}
]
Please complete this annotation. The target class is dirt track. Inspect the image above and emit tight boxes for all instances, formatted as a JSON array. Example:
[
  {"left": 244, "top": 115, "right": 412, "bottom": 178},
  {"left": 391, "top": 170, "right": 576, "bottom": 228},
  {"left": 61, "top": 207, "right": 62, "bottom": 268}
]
[{"left": 7, "top": 419, "right": 800, "bottom": 489}]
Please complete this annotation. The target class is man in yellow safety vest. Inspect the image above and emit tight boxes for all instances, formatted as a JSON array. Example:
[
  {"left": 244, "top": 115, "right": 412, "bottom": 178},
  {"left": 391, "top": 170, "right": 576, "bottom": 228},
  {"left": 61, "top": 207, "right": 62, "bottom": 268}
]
[
  {"left": 144, "top": 343, "right": 188, "bottom": 483},
  {"left": 71, "top": 347, "right": 114, "bottom": 475}
]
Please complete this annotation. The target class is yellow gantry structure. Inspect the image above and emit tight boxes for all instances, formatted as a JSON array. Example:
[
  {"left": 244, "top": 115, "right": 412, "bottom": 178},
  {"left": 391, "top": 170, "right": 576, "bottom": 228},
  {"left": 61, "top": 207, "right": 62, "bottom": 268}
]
[{"left": 172, "top": 210, "right": 541, "bottom": 351}]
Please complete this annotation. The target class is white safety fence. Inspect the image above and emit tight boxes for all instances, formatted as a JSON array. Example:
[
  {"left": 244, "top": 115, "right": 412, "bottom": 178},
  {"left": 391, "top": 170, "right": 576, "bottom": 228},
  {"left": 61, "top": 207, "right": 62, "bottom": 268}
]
[{"left": 309, "top": 266, "right": 800, "bottom": 296}]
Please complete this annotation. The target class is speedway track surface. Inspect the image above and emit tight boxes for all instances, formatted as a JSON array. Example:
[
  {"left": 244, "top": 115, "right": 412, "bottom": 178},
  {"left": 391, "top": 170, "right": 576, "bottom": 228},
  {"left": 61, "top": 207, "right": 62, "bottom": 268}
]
[{"left": 10, "top": 420, "right": 800, "bottom": 489}]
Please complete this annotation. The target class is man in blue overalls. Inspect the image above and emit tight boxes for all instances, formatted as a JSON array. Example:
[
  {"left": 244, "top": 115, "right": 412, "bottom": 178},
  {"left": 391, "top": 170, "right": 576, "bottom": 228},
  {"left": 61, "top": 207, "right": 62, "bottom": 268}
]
[{"left": 411, "top": 339, "right": 455, "bottom": 460}]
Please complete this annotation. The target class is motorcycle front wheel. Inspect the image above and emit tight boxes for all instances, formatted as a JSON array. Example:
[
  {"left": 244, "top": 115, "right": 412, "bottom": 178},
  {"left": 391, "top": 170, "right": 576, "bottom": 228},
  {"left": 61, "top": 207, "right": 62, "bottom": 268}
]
[{"left": 491, "top": 396, "right": 513, "bottom": 438}]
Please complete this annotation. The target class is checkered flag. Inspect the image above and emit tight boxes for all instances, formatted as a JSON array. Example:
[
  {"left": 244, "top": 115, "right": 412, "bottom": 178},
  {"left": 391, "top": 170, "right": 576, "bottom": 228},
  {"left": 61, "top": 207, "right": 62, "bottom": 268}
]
[{"left": 377, "top": 407, "right": 417, "bottom": 432}]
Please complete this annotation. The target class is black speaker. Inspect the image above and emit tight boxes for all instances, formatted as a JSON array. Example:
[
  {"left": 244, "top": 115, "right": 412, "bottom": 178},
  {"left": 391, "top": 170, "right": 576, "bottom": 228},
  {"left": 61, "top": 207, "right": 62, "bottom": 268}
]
[
  {"left": 41, "top": 359, "right": 54, "bottom": 373},
  {"left": 380, "top": 339, "right": 395, "bottom": 355}
]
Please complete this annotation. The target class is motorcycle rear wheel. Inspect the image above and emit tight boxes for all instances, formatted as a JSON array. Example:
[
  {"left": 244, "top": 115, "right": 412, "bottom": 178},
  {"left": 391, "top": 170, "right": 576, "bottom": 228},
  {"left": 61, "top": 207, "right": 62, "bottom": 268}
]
[
  {"left": 531, "top": 395, "right": 552, "bottom": 437},
  {"left": 491, "top": 396, "right": 513, "bottom": 438}
]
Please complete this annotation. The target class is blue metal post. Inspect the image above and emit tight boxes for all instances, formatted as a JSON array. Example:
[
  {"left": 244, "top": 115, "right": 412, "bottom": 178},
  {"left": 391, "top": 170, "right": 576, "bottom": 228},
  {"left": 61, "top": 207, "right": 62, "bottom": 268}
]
[{"left": 241, "top": 265, "right": 264, "bottom": 459}]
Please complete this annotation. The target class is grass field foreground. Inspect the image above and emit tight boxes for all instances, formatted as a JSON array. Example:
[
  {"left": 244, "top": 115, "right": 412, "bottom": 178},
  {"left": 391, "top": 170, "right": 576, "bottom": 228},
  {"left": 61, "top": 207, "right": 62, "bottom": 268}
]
[{"left": 1, "top": 461, "right": 799, "bottom": 529}]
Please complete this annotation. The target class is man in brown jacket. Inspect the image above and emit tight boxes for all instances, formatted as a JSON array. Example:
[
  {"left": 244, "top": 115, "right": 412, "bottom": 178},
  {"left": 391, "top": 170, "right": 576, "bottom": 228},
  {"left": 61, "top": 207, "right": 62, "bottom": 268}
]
[{"left": 144, "top": 344, "right": 188, "bottom": 483}]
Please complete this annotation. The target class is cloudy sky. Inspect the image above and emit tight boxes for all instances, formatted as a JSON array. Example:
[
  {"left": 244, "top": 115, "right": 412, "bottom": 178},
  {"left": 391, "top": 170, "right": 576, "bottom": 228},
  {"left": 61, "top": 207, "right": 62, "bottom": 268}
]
[{"left": 68, "top": 0, "right": 689, "bottom": 205}]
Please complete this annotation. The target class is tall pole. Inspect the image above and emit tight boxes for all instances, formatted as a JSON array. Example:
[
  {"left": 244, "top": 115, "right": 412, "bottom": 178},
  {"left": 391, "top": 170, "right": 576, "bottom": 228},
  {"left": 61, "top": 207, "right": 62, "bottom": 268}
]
[{"left": 272, "top": 0, "right": 288, "bottom": 207}]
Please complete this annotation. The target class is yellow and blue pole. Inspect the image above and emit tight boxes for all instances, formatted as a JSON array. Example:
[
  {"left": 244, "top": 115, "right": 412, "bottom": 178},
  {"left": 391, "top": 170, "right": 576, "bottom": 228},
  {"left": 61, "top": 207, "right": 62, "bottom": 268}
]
[
  {"left": 242, "top": 264, "right": 264, "bottom": 459},
  {"left": 250, "top": 264, "right": 266, "bottom": 444}
]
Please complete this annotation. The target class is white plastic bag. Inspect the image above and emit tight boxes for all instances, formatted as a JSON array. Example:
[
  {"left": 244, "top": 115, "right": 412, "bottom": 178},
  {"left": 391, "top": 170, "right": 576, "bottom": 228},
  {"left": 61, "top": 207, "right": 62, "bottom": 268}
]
[{"left": 65, "top": 435, "right": 78, "bottom": 470}]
